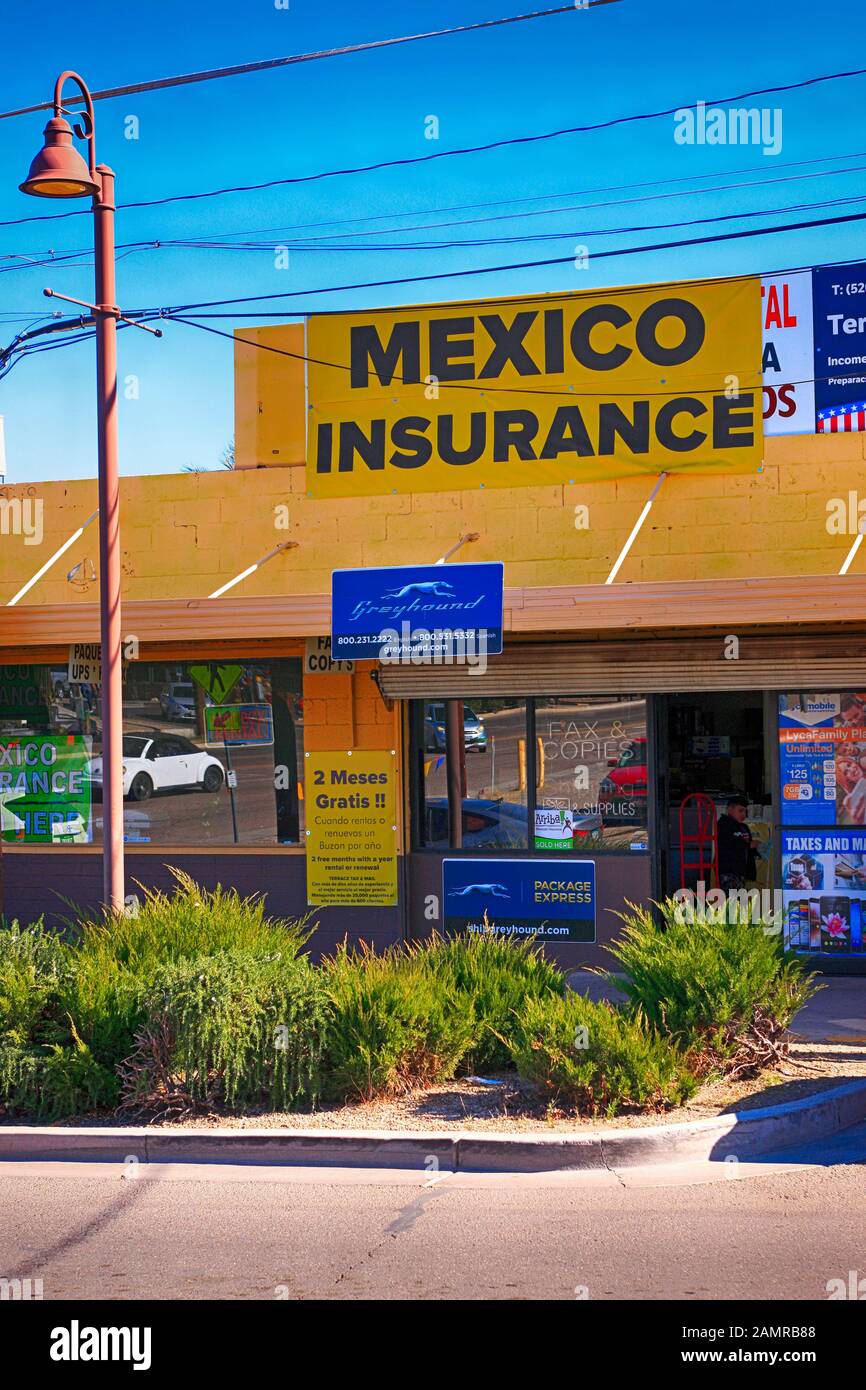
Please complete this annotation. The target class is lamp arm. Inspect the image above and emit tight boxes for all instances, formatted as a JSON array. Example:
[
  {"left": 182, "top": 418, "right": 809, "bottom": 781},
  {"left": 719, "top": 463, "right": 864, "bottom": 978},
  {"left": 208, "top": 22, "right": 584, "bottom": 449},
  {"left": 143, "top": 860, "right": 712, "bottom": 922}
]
[{"left": 53, "top": 71, "right": 96, "bottom": 176}]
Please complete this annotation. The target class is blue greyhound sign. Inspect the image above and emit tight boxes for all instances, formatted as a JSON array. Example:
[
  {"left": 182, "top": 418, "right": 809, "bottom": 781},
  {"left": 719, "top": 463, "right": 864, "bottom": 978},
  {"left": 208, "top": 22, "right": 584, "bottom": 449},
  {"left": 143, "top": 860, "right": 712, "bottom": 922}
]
[{"left": 331, "top": 562, "right": 504, "bottom": 661}]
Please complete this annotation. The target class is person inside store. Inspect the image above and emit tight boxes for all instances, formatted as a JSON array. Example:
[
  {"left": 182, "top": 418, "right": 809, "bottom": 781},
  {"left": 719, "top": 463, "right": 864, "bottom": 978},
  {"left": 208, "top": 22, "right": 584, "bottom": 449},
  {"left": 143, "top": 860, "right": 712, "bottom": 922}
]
[{"left": 716, "top": 795, "right": 757, "bottom": 891}]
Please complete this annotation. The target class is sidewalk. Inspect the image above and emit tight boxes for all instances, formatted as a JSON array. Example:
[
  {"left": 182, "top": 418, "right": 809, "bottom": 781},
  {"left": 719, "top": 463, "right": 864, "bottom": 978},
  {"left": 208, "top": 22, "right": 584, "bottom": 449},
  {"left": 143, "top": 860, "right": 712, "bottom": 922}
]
[
  {"left": 567, "top": 971, "right": 866, "bottom": 1044},
  {"left": 789, "top": 979, "right": 866, "bottom": 1045}
]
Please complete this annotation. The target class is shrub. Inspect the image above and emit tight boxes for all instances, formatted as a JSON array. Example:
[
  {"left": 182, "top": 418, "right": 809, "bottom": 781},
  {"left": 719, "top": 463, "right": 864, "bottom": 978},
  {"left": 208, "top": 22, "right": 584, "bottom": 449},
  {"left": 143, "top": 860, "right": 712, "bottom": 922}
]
[
  {"left": 59, "top": 873, "right": 316, "bottom": 1075},
  {"left": 507, "top": 990, "right": 696, "bottom": 1116},
  {"left": 417, "top": 930, "right": 565, "bottom": 1071},
  {"left": 122, "top": 947, "right": 330, "bottom": 1114},
  {"left": 324, "top": 944, "right": 476, "bottom": 1101},
  {"left": 0, "top": 1030, "right": 118, "bottom": 1120},
  {"left": 0, "top": 919, "right": 71, "bottom": 1045},
  {"left": 604, "top": 899, "right": 820, "bottom": 1078}
]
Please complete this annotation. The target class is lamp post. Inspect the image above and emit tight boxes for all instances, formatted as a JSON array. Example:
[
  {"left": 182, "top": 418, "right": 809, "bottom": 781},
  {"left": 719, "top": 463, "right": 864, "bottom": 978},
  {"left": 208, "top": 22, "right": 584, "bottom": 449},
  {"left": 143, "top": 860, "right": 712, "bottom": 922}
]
[{"left": 20, "top": 72, "right": 124, "bottom": 911}]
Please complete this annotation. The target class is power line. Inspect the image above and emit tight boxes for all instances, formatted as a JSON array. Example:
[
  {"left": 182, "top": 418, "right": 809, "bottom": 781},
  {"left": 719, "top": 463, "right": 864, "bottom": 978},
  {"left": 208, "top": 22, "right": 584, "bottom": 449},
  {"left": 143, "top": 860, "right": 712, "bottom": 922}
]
[
  {"left": 2, "top": 64, "right": 865, "bottom": 233},
  {"left": 142, "top": 207, "right": 866, "bottom": 317},
  {"left": 0, "top": 3, "right": 621, "bottom": 120},
  {"left": 5, "top": 184, "right": 866, "bottom": 274},
  {"left": 7, "top": 156, "right": 866, "bottom": 269},
  {"left": 189, "top": 149, "right": 866, "bottom": 237},
  {"left": 164, "top": 313, "right": 862, "bottom": 403}
]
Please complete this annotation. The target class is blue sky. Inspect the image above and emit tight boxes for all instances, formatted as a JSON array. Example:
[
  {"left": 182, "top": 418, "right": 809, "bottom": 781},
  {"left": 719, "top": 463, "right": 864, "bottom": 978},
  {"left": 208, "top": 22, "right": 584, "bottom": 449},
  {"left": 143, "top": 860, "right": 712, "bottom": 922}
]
[{"left": 1, "top": 0, "right": 864, "bottom": 483}]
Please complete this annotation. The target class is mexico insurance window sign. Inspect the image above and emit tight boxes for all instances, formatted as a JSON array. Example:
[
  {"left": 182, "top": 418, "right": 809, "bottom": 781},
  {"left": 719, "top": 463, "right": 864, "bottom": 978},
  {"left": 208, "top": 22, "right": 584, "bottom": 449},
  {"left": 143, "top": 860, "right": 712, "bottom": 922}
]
[
  {"left": 306, "top": 275, "right": 763, "bottom": 496},
  {"left": 331, "top": 561, "right": 504, "bottom": 661}
]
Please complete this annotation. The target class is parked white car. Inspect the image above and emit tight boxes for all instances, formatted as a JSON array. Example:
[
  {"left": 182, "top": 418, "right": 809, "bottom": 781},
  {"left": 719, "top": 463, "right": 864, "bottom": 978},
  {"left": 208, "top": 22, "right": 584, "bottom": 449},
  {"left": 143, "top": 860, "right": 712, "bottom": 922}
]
[{"left": 89, "top": 734, "right": 225, "bottom": 802}]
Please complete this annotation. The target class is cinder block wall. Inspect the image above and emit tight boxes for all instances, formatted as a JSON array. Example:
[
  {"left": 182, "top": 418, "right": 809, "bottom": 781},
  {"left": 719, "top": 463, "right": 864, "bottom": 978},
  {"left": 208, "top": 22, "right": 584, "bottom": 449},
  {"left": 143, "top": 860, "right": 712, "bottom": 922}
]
[{"left": 0, "top": 431, "right": 862, "bottom": 604}]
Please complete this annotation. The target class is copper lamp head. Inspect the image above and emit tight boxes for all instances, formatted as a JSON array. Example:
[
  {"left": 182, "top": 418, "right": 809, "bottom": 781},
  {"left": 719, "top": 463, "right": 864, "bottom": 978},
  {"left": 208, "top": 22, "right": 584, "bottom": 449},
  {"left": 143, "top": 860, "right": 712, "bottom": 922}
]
[{"left": 19, "top": 115, "right": 99, "bottom": 198}]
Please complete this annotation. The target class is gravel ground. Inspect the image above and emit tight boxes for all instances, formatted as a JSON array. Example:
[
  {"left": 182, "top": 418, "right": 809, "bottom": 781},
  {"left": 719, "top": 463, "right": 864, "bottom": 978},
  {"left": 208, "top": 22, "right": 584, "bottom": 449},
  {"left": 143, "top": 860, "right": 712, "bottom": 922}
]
[{"left": 5, "top": 1039, "right": 866, "bottom": 1133}]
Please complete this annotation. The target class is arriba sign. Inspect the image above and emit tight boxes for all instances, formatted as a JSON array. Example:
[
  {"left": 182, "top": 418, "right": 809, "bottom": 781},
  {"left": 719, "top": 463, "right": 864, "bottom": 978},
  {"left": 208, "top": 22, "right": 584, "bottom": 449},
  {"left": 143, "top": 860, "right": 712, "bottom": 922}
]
[{"left": 306, "top": 277, "right": 763, "bottom": 496}]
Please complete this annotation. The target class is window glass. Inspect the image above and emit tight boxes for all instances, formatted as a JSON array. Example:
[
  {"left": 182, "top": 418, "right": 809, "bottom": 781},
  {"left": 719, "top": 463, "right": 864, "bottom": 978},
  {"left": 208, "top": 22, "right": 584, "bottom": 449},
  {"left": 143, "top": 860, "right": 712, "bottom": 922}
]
[
  {"left": 0, "top": 659, "right": 304, "bottom": 847},
  {"left": 461, "top": 699, "right": 528, "bottom": 848},
  {"left": 413, "top": 698, "right": 529, "bottom": 850},
  {"left": 535, "top": 696, "right": 648, "bottom": 853}
]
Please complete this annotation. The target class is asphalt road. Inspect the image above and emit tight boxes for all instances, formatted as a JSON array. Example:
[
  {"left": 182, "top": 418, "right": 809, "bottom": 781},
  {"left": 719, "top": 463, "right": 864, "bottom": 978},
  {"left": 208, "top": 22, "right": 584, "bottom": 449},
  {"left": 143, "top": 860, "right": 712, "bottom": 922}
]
[{"left": 1, "top": 1121, "right": 864, "bottom": 1301}]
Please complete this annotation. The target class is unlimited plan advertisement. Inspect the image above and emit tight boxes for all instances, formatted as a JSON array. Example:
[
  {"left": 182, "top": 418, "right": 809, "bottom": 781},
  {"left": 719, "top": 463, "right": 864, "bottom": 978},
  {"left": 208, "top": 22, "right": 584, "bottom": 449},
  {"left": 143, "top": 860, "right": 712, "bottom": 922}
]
[{"left": 778, "top": 692, "right": 866, "bottom": 828}]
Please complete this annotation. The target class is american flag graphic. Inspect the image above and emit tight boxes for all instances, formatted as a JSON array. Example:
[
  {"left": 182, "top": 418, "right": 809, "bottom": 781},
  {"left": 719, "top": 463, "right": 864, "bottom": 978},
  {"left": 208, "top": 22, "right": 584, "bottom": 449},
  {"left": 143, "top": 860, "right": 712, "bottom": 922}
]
[{"left": 817, "top": 401, "right": 866, "bottom": 432}]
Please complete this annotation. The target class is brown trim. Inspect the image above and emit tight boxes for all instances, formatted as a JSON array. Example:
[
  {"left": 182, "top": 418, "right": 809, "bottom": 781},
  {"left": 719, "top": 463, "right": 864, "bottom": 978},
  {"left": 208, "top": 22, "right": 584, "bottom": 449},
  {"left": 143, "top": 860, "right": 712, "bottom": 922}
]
[
  {"left": 379, "top": 631, "right": 866, "bottom": 698},
  {"left": 2, "top": 573, "right": 864, "bottom": 651},
  {"left": 3, "top": 843, "right": 309, "bottom": 856}
]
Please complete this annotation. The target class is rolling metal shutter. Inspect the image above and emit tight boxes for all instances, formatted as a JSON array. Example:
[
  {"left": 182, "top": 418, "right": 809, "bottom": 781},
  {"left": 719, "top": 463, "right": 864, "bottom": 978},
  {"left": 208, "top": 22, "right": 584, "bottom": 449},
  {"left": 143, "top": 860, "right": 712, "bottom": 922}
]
[{"left": 377, "top": 632, "right": 866, "bottom": 698}]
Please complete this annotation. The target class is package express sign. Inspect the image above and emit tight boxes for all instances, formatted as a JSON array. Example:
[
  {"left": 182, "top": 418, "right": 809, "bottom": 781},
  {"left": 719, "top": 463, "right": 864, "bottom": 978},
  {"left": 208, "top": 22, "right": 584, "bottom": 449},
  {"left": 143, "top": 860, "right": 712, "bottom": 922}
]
[
  {"left": 307, "top": 278, "right": 763, "bottom": 496},
  {"left": 332, "top": 562, "right": 504, "bottom": 661},
  {"left": 443, "top": 858, "right": 596, "bottom": 942}
]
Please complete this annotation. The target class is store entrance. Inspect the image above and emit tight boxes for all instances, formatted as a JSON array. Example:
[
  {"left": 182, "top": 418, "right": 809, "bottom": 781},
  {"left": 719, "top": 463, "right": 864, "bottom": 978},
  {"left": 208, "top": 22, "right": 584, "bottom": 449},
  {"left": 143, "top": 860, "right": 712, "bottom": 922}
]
[{"left": 661, "top": 691, "right": 774, "bottom": 896}]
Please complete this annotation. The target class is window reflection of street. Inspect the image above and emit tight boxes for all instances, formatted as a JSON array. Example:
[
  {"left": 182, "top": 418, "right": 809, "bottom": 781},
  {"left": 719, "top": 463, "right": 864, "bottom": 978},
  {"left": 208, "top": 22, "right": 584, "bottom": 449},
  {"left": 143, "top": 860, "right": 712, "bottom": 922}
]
[
  {"left": 537, "top": 697, "right": 648, "bottom": 852},
  {"left": 43, "top": 659, "right": 306, "bottom": 848},
  {"left": 415, "top": 695, "right": 648, "bottom": 853}
]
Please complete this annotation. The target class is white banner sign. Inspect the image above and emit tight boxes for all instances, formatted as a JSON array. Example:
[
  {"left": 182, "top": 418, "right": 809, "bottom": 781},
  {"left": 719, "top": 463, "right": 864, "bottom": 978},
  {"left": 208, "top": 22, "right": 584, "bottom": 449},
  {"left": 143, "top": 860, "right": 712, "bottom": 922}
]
[
  {"left": 761, "top": 271, "right": 815, "bottom": 436},
  {"left": 68, "top": 643, "right": 101, "bottom": 685}
]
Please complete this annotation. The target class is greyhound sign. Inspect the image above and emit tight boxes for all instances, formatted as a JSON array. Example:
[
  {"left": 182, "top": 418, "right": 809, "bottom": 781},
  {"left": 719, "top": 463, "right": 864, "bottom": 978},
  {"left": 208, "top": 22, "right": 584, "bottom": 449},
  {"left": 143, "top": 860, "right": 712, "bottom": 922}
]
[
  {"left": 330, "top": 561, "right": 504, "bottom": 661},
  {"left": 443, "top": 857, "right": 596, "bottom": 942}
]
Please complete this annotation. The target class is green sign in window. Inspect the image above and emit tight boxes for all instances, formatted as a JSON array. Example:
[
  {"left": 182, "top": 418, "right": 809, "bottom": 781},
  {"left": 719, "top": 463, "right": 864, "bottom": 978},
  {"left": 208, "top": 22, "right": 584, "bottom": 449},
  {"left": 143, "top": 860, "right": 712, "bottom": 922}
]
[{"left": 0, "top": 734, "right": 92, "bottom": 844}]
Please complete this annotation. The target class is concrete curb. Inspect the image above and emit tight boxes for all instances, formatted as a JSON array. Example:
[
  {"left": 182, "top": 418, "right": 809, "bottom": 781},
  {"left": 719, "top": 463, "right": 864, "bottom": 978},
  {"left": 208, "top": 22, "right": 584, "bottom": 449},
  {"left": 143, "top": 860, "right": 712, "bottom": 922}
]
[{"left": 2, "top": 1079, "right": 866, "bottom": 1172}]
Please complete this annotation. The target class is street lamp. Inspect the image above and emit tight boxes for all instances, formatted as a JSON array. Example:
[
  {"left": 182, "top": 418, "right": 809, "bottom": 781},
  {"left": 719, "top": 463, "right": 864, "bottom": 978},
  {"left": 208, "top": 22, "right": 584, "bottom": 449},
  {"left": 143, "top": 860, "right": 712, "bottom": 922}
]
[{"left": 20, "top": 72, "right": 125, "bottom": 912}]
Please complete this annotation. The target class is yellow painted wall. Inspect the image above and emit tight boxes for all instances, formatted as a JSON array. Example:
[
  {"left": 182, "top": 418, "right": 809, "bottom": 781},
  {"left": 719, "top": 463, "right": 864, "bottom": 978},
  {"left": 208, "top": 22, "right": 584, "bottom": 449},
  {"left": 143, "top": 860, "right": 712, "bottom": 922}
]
[{"left": 0, "top": 430, "right": 863, "bottom": 607}]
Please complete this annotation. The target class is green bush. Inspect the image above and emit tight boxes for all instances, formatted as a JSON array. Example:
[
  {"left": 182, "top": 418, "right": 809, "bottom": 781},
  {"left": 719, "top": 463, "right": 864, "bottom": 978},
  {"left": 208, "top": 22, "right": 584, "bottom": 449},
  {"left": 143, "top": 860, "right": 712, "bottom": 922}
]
[
  {"left": 417, "top": 930, "right": 565, "bottom": 1071},
  {"left": 507, "top": 990, "right": 696, "bottom": 1116},
  {"left": 324, "top": 944, "right": 476, "bottom": 1101},
  {"left": 123, "top": 947, "right": 330, "bottom": 1113},
  {"left": 0, "top": 1032, "right": 118, "bottom": 1120},
  {"left": 604, "top": 899, "right": 820, "bottom": 1077},
  {"left": 0, "top": 919, "right": 71, "bottom": 1044},
  {"left": 59, "top": 873, "right": 316, "bottom": 1074}
]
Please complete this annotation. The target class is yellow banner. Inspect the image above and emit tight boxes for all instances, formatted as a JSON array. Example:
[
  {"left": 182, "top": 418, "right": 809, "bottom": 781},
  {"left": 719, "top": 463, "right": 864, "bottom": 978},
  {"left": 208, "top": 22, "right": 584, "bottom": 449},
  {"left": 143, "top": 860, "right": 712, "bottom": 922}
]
[
  {"left": 305, "top": 750, "right": 397, "bottom": 907},
  {"left": 306, "top": 277, "right": 763, "bottom": 496}
]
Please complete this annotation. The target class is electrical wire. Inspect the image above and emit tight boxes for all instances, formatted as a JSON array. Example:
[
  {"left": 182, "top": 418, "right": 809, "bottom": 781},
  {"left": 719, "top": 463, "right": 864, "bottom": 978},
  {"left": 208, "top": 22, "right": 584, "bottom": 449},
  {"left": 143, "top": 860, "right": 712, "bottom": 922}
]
[
  {"left": 164, "top": 313, "right": 860, "bottom": 403},
  {"left": 5, "top": 183, "right": 866, "bottom": 274},
  {"left": 2, "top": 64, "right": 865, "bottom": 233},
  {"left": 140, "top": 207, "right": 866, "bottom": 318},
  {"left": 0, "top": 4, "right": 621, "bottom": 120},
  {"left": 7, "top": 157, "right": 866, "bottom": 269}
]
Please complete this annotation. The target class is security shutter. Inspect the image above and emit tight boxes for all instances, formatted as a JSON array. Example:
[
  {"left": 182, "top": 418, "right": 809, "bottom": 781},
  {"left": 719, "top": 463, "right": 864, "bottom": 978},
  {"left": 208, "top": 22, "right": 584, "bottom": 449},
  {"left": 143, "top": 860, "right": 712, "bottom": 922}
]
[{"left": 377, "top": 632, "right": 866, "bottom": 698}]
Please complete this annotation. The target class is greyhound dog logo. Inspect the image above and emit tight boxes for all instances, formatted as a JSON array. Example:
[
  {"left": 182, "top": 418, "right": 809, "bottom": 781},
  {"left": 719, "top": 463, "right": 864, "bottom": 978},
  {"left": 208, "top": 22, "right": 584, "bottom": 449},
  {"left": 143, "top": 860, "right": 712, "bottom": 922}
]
[
  {"left": 382, "top": 580, "right": 458, "bottom": 599},
  {"left": 451, "top": 883, "right": 510, "bottom": 899}
]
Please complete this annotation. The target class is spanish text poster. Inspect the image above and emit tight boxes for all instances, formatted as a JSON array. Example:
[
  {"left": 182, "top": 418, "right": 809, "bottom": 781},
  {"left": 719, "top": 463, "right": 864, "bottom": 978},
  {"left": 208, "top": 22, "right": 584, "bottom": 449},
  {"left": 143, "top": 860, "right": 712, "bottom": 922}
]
[
  {"left": 761, "top": 271, "right": 814, "bottom": 436},
  {"left": 305, "top": 750, "right": 397, "bottom": 907},
  {"left": 813, "top": 261, "right": 866, "bottom": 431},
  {"left": 0, "top": 734, "right": 92, "bottom": 844},
  {"left": 442, "top": 857, "right": 595, "bottom": 942},
  {"left": 778, "top": 693, "right": 866, "bottom": 826}
]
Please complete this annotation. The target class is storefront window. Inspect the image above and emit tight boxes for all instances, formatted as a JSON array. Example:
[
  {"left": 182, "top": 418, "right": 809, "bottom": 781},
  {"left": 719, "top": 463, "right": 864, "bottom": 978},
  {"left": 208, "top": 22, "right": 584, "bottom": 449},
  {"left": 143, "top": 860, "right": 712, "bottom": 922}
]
[
  {"left": 413, "top": 699, "right": 529, "bottom": 849},
  {"left": 411, "top": 694, "right": 648, "bottom": 853},
  {"left": 536, "top": 696, "right": 648, "bottom": 853},
  {"left": 0, "top": 659, "right": 304, "bottom": 847}
]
